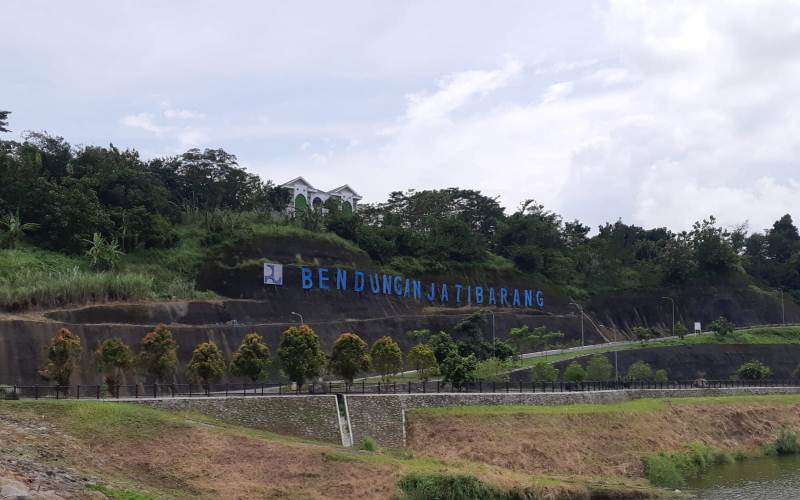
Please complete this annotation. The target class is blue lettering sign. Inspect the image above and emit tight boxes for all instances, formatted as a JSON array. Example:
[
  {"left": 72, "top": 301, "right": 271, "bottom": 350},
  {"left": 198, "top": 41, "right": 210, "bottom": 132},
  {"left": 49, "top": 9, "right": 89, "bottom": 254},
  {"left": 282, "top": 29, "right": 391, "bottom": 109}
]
[
  {"left": 426, "top": 283, "right": 436, "bottom": 302},
  {"left": 512, "top": 288, "right": 521, "bottom": 307},
  {"left": 404, "top": 278, "right": 412, "bottom": 297},
  {"left": 393, "top": 276, "right": 403, "bottom": 296},
  {"left": 413, "top": 280, "right": 422, "bottom": 300},
  {"left": 475, "top": 286, "right": 484, "bottom": 304},
  {"left": 440, "top": 283, "right": 448, "bottom": 302},
  {"left": 369, "top": 273, "right": 381, "bottom": 294},
  {"left": 536, "top": 290, "right": 545, "bottom": 308},
  {"left": 455, "top": 284, "right": 463, "bottom": 303},
  {"left": 500, "top": 288, "right": 509, "bottom": 306},
  {"left": 318, "top": 268, "right": 330, "bottom": 289},
  {"left": 489, "top": 288, "right": 496, "bottom": 305},
  {"left": 301, "top": 267, "right": 313, "bottom": 289},
  {"left": 354, "top": 271, "right": 365, "bottom": 292},
  {"left": 524, "top": 289, "right": 533, "bottom": 307},
  {"left": 336, "top": 269, "right": 348, "bottom": 290}
]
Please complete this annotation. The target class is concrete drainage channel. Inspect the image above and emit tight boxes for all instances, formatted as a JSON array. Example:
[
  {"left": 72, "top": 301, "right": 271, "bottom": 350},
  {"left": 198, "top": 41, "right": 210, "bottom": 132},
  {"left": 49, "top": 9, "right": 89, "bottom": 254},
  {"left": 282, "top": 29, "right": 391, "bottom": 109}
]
[{"left": 335, "top": 394, "right": 354, "bottom": 447}]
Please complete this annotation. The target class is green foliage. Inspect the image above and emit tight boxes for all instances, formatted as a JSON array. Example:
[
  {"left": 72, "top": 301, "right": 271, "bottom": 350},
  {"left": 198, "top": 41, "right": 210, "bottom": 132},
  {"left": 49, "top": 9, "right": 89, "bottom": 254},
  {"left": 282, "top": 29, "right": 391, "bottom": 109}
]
[
  {"left": 710, "top": 316, "right": 735, "bottom": 337},
  {"left": 563, "top": 362, "right": 586, "bottom": 382},
  {"left": 765, "top": 429, "right": 800, "bottom": 456},
  {"left": 508, "top": 325, "right": 564, "bottom": 353},
  {"left": 88, "top": 484, "right": 154, "bottom": 500},
  {"left": 440, "top": 352, "right": 478, "bottom": 390},
  {"left": 674, "top": 322, "right": 688, "bottom": 340},
  {"left": 0, "top": 110, "right": 9, "bottom": 133},
  {"left": 359, "top": 436, "right": 378, "bottom": 452},
  {"left": 654, "top": 369, "right": 669, "bottom": 383},
  {"left": 38, "top": 328, "right": 82, "bottom": 386},
  {"left": 631, "top": 326, "right": 654, "bottom": 342},
  {"left": 626, "top": 360, "right": 654, "bottom": 381},
  {"left": 585, "top": 355, "right": 613, "bottom": 381},
  {"left": 406, "top": 328, "right": 432, "bottom": 345},
  {"left": 278, "top": 325, "right": 326, "bottom": 387},
  {"left": 0, "top": 211, "right": 39, "bottom": 249},
  {"left": 428, "top": 331, "right": 458, "bottom": 364},
  {"left": 138, "top": 324, "right": 178, "bottom": 384},
  {"left": 329, "top": 332, "right": 371, "bottom": 383},
  {"left": 84, "top": 232, "right": 123, "bottom": 271},
  {"left": 95, "top": 338, "right": 133, "bottom": 391},
  {"left": 530, "top": 361, "right": 559, "bottom": 382},
  {"left": 398, "top": 473, "right": 508, "bottom": 500},
  {"left": 735, "top": 360, "right": 772, "bottom": 380},
  {"left": 642, "top": 454, "right": 686, "bottom": 488},
  {"left": 474, "top": 357, "right": 510, "bottom": 382},
  {"left": 187, "top": 341, "right": 226, "bottom": 387},
  {"left": 407, "top": 344, "right": 438, "bottom": 382},
  {"left": 643, "top": 441, "right": 725, "bottom": 488},
  {"left": 230, "top": 333, "right": 271, "bottom": 382},
  {"left": 370, "top": 336, "right": 403, "bottom": 382}
]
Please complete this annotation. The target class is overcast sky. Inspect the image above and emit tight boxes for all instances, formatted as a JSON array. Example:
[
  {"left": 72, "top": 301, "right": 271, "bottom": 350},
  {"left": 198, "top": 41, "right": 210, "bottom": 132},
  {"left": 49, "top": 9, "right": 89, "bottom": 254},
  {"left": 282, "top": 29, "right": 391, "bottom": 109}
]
[{"left": 3, "top": 1, "right": 800, "bottom": 233}]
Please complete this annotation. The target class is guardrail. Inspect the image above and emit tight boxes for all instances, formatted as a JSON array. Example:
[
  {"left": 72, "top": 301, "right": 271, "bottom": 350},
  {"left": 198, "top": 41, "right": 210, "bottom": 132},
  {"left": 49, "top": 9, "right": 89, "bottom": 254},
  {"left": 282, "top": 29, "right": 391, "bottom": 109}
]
[{"left": 5, "top": 378, "right": 800, "bottom": 400}]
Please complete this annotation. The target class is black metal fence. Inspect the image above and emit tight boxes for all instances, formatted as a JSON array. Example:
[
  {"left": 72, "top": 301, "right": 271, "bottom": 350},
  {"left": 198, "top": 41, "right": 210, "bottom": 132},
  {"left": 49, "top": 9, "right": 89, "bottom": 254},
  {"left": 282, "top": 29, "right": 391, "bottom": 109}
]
[{"left": 6, "top": 378, "right": 800, "bottom": 400}]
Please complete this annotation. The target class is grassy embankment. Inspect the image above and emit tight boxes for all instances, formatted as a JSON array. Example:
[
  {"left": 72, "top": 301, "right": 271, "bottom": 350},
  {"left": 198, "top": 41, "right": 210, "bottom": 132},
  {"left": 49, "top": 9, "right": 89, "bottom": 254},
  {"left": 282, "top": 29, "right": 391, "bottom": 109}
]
[
  {"left": 0, "top": 400, "right": 654, "bottom": 500},
  {"left": 406, "top": 394, "right": 800, "bottom": 493}
]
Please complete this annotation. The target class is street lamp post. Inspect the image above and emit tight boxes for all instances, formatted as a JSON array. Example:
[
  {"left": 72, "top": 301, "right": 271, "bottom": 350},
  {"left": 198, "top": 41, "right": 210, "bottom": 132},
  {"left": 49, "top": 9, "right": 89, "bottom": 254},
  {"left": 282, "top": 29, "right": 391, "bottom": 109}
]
[
  {"left": 290, "top": 311, "right": 304, "bottom": 325},
  {"left": 661, "top": 297, "right": 675, "bottom": 336},
  {"left": 570, "top": 301, "right": 585, "bottom": 346}
]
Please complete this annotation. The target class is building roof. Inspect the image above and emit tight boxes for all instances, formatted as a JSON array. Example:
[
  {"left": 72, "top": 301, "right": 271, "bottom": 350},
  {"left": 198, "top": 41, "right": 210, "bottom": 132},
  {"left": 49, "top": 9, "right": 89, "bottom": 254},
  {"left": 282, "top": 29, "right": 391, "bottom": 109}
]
[{"left": 280, "top": 178, "right": 361, "bottom": 200}]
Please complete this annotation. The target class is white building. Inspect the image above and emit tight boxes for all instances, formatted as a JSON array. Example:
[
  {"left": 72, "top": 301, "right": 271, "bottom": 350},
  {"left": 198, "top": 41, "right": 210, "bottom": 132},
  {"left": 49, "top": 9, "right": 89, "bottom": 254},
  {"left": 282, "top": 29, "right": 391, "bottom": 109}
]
[{"left": 280, "top": 176, "right": 362, "bottom": 214}]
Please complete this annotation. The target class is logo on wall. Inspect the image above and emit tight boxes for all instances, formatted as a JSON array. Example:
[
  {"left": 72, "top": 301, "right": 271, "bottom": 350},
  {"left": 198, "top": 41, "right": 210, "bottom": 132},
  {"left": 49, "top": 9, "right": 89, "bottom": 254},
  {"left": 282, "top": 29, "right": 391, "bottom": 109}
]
[{"left": 263, "top": 263, "right": 284, "bottom": 285}]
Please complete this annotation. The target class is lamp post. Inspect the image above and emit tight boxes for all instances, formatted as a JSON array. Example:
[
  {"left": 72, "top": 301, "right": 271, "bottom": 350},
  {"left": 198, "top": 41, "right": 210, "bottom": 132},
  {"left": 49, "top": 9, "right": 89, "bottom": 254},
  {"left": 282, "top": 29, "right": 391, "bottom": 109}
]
[
  {"left": 569, "top": 301, "right": 585, "bottom": 346},
  {"left": 290, "top": 311, "right": 304, "bottom": 325},
  {"left": 661, "top": 296, "right": 675, "bottom": 337}
]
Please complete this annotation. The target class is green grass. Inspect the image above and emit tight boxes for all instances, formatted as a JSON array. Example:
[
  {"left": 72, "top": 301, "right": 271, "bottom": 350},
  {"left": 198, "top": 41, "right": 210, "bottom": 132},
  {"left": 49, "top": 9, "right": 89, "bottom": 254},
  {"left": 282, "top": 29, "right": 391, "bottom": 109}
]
[
  {"left": 89, "top": 484, "right": 155, "bottom": 500},
  {"left": 643, "top": 441, "right": 742, "bottom": 488}
]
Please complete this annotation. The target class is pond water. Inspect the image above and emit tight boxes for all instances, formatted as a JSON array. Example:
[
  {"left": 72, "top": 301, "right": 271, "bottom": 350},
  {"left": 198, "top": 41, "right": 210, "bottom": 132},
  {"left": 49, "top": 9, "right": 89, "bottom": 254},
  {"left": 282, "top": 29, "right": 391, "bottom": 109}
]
[{"left": 687, "top": 455, "right": 800, "bottom": 499}]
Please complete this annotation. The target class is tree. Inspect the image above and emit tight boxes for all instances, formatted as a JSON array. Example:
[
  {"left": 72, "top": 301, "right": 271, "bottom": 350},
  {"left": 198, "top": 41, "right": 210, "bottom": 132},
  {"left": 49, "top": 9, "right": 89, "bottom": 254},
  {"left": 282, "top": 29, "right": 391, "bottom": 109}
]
[
  {"left": 370, "top": 336, "right": 403, "bottom": 382},
  {"left": 736, "top": 360, "right": 772, "bottom": 380},
  {"left": 440, "top": 352, "right": 478, "bottom": 390},
  {"left": 39, "top": 328, "right": 82, "bottom": 386},
  {"left": 230, "top": 333, "right": 272, "bottom": 382},
  {"left": 585, "top": 355, "right": 613, "bottom": 381},
  {"left": 84, "top": 232, "right": 124, "bottom": 271},
  {"left": 531, "top": 361, "right": 559, "bottom": 382},
  {"left": 277, "top": 325, "right": 326, "bottom": 388},
  {"left": 0, "top": 211, "right": 39, "bottom": 249},
  {"left": 407, "top": 344, "right": 438, "bottom": 381},
  {"left": 0, "top": 111, "right": 9, "bottom": 133},
  {"left": 674, "top": 322, "right": 688, "bottom": 340},
  {"left": 139, "top": 324, "right": 178, "bottom": 384},
  {"left": 475, "top": 357, "right": 509, "bottom": 382},
  {"left": 563, "top": 362, "right": 586, "bottom": 382},
  {"left": 508, "top": 325, "right": 564, "bottom": 353},
  {"left": 329, "top": 333, "right": 371, "bottom": 383},
  {"left": 631, "top": 326, "right": 654, "bottom": 342},
  {"left": 406, "top": 329, "right": 432, "bottom": 345},
  {"left": 654, "top": 369, "right": 669, "bottom": 383},
  {"left": 95, "top": 338, "right": 133, "bottom": 394},
  {"left": 492, "top": 340, "right": 516, "bottom": 361},
  {"left": 428, "top": 331, "right": 458, "bottom": 364},
  {"left": 626, "top": 360, "right": 654, "bottom": 381},
  {"left": 709, "top": 316, "right": 735, "bottom": 338},
  {"left": 187, "top": 341, "right": 226, "bottom": 389}
]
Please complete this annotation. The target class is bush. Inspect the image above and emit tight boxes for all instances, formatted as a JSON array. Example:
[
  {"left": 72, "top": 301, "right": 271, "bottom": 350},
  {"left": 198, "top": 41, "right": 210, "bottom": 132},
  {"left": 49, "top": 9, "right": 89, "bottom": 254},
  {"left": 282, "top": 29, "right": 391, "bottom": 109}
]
[
  {"left": 563, "top": 362, "right": 586, "bottom": 382},
  {"left": 230, "top": 333, "right": 272, "bottom": 382},
  {"left": 710, "top": 316, "right": 735, "bottom": 337},
  {"left": 139, "top": 324, "right": 178, "bottom": 384},
  {"left": 643, "top": 441, "right": 722, "bottom": 488},
  {"left": 38, "top": 328, "right": 82, "bottom": 386},
  {"left": 359, "top": 436, "right": 378, "bottom": 452},
  {"left": 398, "top": 473, "right": 507, "bottom": 500},
  {"left": 626, "top": 360, "right": 653, "bottom": 381},
  {"left": 585, "top": 355, "right": 613, "bottom": 381},
  {"left": 187, "top": 341, "right": 227, "bottom": 387},
  {"left": 440, "top": 353, "right": 478, "bottom": 390},
  {"left": 474, "top": 357, "right": 509, "bottom": 382},
  {"left": 674, "top": 322, "right": 688, "bottom": 340},
  {"left": 530, "top": 361, "right": 559, "bottom": 383},
  {"left": 407, "top": 344, "right": 438, "bottom": 382},
  {"left": 735, "top": 360, "right": 772, "bottom": 380},
  {"left": 766, "top": 429, "right": 800, "bottom": 456},
  {"left": 654, "top": 369, "right": 669, "bottom": 383},
  {"left": 643, "top": 453, "right": 686, "bottom": 488},
  {"left": 631, "top": 326, "right": 654, "bottom": 342}
]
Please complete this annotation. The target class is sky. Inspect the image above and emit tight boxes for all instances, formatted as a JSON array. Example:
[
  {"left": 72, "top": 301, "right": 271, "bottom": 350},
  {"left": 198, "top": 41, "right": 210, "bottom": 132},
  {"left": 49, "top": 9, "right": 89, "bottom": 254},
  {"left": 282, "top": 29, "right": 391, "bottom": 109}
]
[{"left": 3, "top": 0, "right": 800, "bottom": 233}]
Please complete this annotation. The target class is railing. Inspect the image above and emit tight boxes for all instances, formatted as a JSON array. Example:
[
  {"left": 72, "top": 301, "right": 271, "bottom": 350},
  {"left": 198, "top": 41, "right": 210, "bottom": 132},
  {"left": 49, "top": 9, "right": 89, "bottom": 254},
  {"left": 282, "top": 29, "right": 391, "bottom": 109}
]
[{"left": 5, "top": 378, "right": 800, "bottom": 400}]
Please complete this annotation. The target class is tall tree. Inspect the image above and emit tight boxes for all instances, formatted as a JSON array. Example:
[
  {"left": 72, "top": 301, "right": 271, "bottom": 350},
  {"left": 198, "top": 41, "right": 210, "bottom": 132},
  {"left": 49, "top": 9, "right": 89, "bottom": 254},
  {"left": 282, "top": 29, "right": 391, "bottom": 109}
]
[
  {"left": 277, "top": 325, "right": 326, "bottom": 388},
  {"left": 230, "top": 333, "right": 272, "bottom": 382},
  {"left": 0, "top": 111, "right": 10, "bottom": 133},
  {"left": 329, "top": 333, "right": 371, "bottom": 384},
  {"left": 370, "top": 336, "right": 403, "bottom": 382},
  {"left": 39, "top": 328, "right": 82, "bottom": 386},
  {"left": 139, "top": 324, "right": 178, "bottom": 384},
  {"left": 187, "top": 341, "right": 226, "bottom": 389},
  {"left": 95, "top": 338, "right": 133, "bottom": 394}
]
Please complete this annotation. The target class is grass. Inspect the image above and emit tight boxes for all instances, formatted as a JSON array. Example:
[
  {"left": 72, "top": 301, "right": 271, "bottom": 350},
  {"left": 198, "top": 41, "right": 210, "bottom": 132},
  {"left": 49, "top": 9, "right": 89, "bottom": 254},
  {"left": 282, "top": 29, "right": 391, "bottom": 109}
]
[
  {"left": 643, "top": 442, "right": 741, "bottom": 488},
  {"left": 89, "top": 484, "right": 155, "bottom": 500}
]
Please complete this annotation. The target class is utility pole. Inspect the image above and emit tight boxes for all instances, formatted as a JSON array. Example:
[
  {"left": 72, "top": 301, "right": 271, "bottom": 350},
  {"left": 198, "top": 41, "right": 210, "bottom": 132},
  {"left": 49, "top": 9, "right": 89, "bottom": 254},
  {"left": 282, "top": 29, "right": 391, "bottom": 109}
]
[
  {"left": 291, "top": 311, "right": 304, "bottom": 325},
  {"left": 570, "top": 301, "right": 585, "bottom": 346},
  {"left": 661, "top": 296, "right": 675, "bottom": 336}
]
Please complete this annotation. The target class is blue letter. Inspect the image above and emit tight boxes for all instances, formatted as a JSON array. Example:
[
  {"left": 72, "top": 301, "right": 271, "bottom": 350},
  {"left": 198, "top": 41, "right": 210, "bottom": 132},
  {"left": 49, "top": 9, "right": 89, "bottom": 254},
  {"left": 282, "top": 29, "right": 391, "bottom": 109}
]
[
  {"left": 426, "top": 283, "right": 437, "bottom": 302},
  {"left": 393, "top": 276, "right": 403, "bottom": 296},
  {"left": 500, "top": 288, "right": 509, "bottom": 306},
  {"left": 512, "top": 289, "right": 521, "bottom": 307},
  {"left": 536, "top": 290, "right": 545, "bottom": 308},
  {"left": 440, "top": 283, "right": 449, "bottom": 303},
  {"left": 301, "top": 267, "right": 313, "bottom": 289},
  {"left": 475, "top": 286, "right": 484, "bottom": 304},
  {"left": 467, "top": 286, "right": 472, "bottom": 305},
  {"left": 455, "top": 284, "right": 463, "bottom": 303},
  {"left": 318, "top": 267, "right": 329, "bottom": 289},
  {"left": 489, "top": 288, "right": 496, "bottom": 305},
  {"left": 524, "top": 289, "right": 533, "bottom": 308},
  {"left": 413, "top": 280, "right": 422, "bottom": 300},
  {"left": 336, "top": 269, "right": 348, "bottom": 290},
  {"left": 404, "top": 279, "right": 412, "bottom": 297},
  {"left": 382, "top": 274, "right": 393, "bottom": 295},
  {"left": 369, "top": 273, "right": 381, "bottom": 294},
  {"left": 354, "top": 271, "right": 365, "bottom": 292}
]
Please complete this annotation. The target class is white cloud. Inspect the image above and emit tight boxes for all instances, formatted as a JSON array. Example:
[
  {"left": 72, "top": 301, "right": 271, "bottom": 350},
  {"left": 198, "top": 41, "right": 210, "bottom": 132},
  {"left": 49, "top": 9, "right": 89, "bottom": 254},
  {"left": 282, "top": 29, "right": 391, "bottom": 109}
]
[
  {"left": 120, "top": 113, "right": 165, "bottom": 133},
  {"left": 540, "top": 81, "right": 574, "bottom": 103}
]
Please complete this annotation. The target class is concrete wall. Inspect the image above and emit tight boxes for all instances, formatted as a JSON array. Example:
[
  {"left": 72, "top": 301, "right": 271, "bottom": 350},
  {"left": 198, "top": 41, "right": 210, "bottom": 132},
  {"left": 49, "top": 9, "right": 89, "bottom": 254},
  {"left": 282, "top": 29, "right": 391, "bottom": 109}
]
[{"left": 133, "top": 395, "right": 343, "bottom": 444}]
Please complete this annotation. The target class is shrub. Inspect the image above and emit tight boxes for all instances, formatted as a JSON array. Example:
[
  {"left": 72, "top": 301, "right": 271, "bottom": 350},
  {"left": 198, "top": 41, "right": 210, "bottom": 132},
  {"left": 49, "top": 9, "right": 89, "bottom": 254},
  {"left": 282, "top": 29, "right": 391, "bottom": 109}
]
[
  {"left": 531, "top": 361, "right": 559, "bottom": 383},
  {"left": 736, "top": 360, "right": 772, "bottom": 380},
  {"left": 359, "top": 436, "right": 378, "bottom": 452},
  {"left": 371, "top": 336, "right": 403, "bottom": 382},
  {"left": 766, "top": 429, "right": 800, "bottom": 456},
  {"left": 407, "top": 344, "right": 438, "bottom": 382},
  {"left": 474, "top": 357, "right": 509, "bottom": 382},
  {"left": 710, "top": 316, "right": 735, "bottom": 337},
  {"left": 674, "top": 322, "right": 688, "bottom": 340},
  {"left": 139, "top": 324, "right": 178, "bottom": 384},
  {"left": 585, "top": 355, "right": 613, "bottom": 381},
  {"left": 230, "top": 333, "right": 271, "bottom": 382},
  {"left": 440, "top": 353, "right": 478, "bottom": 390},
  {"left": 643, "top": 453, "right": 685, "bottom": 488},
  {"left": 329, "top": 333, "right": 371, "bottom": 383},
  {"left": 278, "top": 325, "right": 326, "bottom": 388},
  {"left": 398, "top": 473, "right": 507, "bottom": 500},
  {"left": 626, "top": 360, "right": 653, "bottom": 381},
  {"left": 631, "top": 326, "right": 653, "bottom": 342},
  {"left": 654, "top": 369, "right": 669, "bottom": 383},
  {"left": 84, "top": 232, "right": 124, "bottom": 271},
  {"left": 38, "top": 328, "right": 82, "bottom": 386},
  {"left": 95, "top": 338, "right": 133, "bottom": 393},
  {"left": 563, "top": 362, "right": 586, "bottom": 382},
  {"left": 187, "top": 341, "right": 226, "bottom": 388}
]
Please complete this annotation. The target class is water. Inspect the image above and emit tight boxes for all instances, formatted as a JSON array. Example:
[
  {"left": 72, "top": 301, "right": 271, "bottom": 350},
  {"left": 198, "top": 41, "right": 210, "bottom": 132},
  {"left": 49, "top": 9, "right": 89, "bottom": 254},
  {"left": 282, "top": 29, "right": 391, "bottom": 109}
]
[{"left": 687, "top": 455, "right": 800, "bottom": 499}]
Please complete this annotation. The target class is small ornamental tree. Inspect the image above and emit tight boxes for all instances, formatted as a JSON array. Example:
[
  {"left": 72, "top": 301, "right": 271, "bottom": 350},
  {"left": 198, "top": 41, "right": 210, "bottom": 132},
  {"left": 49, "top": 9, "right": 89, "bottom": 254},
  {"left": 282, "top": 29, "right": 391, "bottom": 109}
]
[
  {"left": 139, "top": 324, "right": 178, "bottom": 384},
  {"left": 674, "top": 322, "right": 688, "bottom": 340},
  {"left": 330, "top": 333, "right": 371, "bottom": 384},
  {"left": 370, "top": 336, "right": 403, "bottom": 382},
  {"left": 710, "top": 316, "right": 735, "bottom": 338},
  {"left": 407, "top": 344, "right": 438, "bottom": 381},
  {"left": 230, "top": 333, "right": 272, "bottom": 382},
  {"left": 187, "top": 341, "right": 226, "bottom": 389},
  {"left": 626, "top": 360, "right": 654, "bottom": 381},
  {"left": 39, "top": 328, "right": 82, "bottom": 386},
  {"left": 277, "top": 325, "right": 326, "bottom": 388},
  {"left": 531, "top": 361, "right": 559, "bottom": 383},
  {"left": 654, "top": 369, "right": 669, "bottom": 383},
  {"left": 440, "top": 352, "right": 478, "bottom": 391},
  {"left": 563, "top": 362, "right": 587, "bottom": 382},
  {"left": 95, "top": 338, "right": 133, "bottom": 393},
  {"left": 736, "top": 360, "right": 772, "bottom": 380},
  {"left": 585, "top": 355, "right": 613, "bottom": 381}
]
